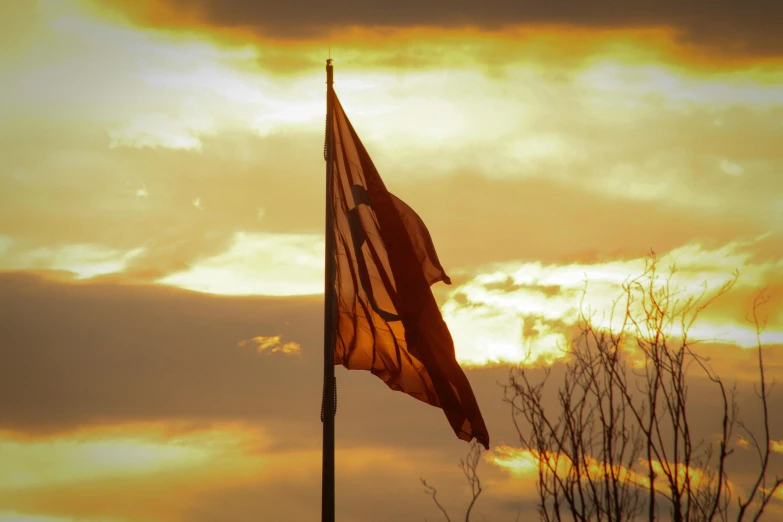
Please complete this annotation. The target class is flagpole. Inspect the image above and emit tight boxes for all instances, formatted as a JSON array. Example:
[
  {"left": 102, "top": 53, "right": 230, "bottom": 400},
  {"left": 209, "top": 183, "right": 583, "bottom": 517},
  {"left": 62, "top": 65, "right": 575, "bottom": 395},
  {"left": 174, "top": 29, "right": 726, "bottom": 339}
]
[{"left": 321, "top": 57, "right": 337, "bottom": 522}]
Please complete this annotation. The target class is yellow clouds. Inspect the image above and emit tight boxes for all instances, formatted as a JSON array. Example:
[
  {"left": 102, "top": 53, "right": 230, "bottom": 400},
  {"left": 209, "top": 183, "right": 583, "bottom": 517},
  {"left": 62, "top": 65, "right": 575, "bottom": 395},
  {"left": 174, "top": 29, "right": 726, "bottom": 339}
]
[
  {"left": 6, "top": 0, "right": 783, "bottom": 157},
  {"left": 0, "top": 239, "right": 145, "bottom": 279},
  {"left": 0, "top": 423, "right": 269, "bottom": 521},
  {"left": 0, "top": 421, "right": 443, "bottom": 522},
  {"left": 324, "top": 61, "right": 782, "bottom": 188},
  {"left": 1, "top": 0, "right": 323, "bottom": 149},
  {"left": 1, "top": 4, "right": 781, "bottom": 519},
  {"left": 0, "top": 428, "right": 214, "bottom": 489},
  {"left": 487, "top": 444, "right": 539, "bottom": 477},
  {"left": 0, "top": 423, "right": 414, "bottom": 521},
  {"left": 110, "top": 112, "right": 211, "bottom": 151},
  {"left": 158, "top": 231, "right": 324, "bottom": 295},
  {"left": 489, "top": 445, "right": 636, "bottom": 482},
  {"left": 576, "top": 61, "right": 783, "bottom": 108},
  {"left": 2, "top": 0, "right": 782, "bottom": 299},
  {"left": 445, "top": 236, "right": 783, "bottom": 366},
  {"left": 238, "top": 335, "right": 302, "bottom": 355},
  {"left": 487, "top": 445, "right": 716, "bottom": 498}
]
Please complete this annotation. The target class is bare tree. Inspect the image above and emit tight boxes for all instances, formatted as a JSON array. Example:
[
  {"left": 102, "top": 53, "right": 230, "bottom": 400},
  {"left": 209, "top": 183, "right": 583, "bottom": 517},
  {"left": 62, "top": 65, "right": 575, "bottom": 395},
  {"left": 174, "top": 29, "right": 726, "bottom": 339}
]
[
  {"left": 735, "top": 290, "right": 783, "bottom": 522},
  {"left": 505, "top": 256, "right": 782, "bottom": 521},
  {"left": 422, "top": 440, "right": 484, "bottom": 522}
]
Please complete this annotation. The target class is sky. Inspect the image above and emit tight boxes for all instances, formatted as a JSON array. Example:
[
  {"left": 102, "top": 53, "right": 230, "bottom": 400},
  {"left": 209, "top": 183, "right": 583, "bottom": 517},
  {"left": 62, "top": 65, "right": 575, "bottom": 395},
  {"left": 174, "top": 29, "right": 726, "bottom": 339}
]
[{"left": 1, "top": 0, "right": 782, "bottom": 520}]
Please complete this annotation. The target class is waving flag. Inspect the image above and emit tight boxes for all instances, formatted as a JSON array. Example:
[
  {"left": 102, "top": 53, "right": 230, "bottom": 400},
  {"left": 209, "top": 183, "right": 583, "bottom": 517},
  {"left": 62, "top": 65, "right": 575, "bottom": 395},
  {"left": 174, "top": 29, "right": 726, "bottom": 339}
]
[{"left": 327, "top": 91, "right": 489, "bottom": 449}]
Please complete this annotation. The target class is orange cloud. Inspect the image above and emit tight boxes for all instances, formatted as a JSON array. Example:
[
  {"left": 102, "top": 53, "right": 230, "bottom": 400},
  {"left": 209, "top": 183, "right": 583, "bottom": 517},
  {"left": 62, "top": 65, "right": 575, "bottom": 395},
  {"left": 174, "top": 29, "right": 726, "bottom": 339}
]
[
  {"left": 98, "top": 0, "right": 783, "bottom": 64},
  {"left": 0, "top": 423, "right": 269, "bottom": 521},
  {"left": 0, "top": 421, "right": 451, "bottom": 522},
  {"left": 157, "top": 232, "right": 324, "bottom": 296},
  {"left": 489, "top": 444, "right": 726, "bottom": 503},
  {"left": 238, "top": 335, "right": 302, "bottom": 355},
  {"left": 3, "top": 0, "right": 781, "bottom": 295},
  {"left": 444, "top": 236, "right": 783, "bottom": 366}
]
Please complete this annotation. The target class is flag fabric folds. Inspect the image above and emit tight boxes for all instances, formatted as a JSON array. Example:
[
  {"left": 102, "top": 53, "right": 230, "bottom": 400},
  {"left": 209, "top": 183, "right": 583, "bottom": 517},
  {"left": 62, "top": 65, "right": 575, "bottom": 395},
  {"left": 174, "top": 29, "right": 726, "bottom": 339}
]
[{"left": 328, "top": 91, "right": 490, "bottom": 449}]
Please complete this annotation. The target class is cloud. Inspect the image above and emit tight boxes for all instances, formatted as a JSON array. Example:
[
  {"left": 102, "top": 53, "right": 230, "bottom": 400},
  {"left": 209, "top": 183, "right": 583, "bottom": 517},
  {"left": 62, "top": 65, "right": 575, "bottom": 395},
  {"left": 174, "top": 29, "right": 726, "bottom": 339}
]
[
  {"left": 0, "top": 271, "right": 779, "bottom": 520},
  {"left": 576, "top": 61, "right": 783, "bottom": 107},
  {"left": 0, "top": 423, "right": 323, "bottom": 522},
  {"left": 0, "top": 424, "right": 262, "bottom": 490},
  {"left": 0, "top": 272, "right": 323, "bottom": 436},
  {"left": 720, "top": 158, "right": 744, "bottom": 176},
  {"left": 2, "top": 1, "right": 781, "bottom": 293},
  {"left": 488, "top": 445, "right": 719, "bottom": 502},
  {"left": 107, "top": 0, "right": 783, "bottom": 57},
  {"left": 444, "top": 236, "right": 783, "bottom": 365},
  {"left": 0, "top": 271, "right": 521, "bottom": 454},
  {"left": 110, "top": 113, "right": 209, "bottom": 151},
  {"left": 0, "top": 241, "right": 146, "bottom": 279},
  {"left": 2, "top": 4, "right": 782, "bottom": 521},
  {"left": 157, "top": 231, "right": 324, "bottom": 295},
  {"left": 237, "top": 335, "right": 302, "bottom": 355},
  {"left": 487, "top": 445, "right": 540, "bottom": 477}
]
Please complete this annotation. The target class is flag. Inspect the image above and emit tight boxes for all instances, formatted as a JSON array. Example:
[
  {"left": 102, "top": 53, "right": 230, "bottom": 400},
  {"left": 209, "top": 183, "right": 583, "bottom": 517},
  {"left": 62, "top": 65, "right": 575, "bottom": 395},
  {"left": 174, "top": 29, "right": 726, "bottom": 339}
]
[{"left": 327, "top": 91, "right": 490, "bottom": 449}]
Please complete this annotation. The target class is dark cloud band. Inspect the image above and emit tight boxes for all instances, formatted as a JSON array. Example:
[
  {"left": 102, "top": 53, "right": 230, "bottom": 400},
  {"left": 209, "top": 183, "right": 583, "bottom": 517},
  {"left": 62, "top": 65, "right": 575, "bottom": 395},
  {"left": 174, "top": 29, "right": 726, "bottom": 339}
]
[{"left": 117, "top": 0, "right": 782, "bottom": 56}]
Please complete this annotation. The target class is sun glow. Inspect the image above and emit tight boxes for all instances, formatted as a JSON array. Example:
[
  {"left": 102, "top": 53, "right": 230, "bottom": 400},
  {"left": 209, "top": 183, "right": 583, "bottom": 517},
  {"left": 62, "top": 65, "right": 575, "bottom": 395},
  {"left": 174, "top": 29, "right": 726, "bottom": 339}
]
[
  {"left": 157, "top": 232, "right": 324, "bottom": 296},
  {"left": 0, "top": 241, "right": 145, "bottom": 279},
  {"left": 0, "top": 424, "right": 271, "bottom": 489}
]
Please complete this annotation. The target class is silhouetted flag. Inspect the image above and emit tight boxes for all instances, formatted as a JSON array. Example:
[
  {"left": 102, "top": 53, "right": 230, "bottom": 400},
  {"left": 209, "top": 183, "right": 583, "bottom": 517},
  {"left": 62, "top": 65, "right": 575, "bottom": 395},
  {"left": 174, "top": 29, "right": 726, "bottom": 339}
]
[{"left": 328, "top": 92, "right": 490, "bottom": 449}]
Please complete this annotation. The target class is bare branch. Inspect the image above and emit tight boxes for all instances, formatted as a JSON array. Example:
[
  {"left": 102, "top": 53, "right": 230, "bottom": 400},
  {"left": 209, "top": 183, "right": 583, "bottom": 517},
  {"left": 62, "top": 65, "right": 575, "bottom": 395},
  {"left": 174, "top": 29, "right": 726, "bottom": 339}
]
[{"left": 421, "top": 478, "right": 453, "bottom": 522}]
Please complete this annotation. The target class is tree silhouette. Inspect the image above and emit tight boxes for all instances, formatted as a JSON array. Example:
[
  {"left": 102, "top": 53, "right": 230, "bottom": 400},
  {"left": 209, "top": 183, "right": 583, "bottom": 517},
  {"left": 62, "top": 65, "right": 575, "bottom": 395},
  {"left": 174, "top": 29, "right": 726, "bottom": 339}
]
[{"left": 423, "top": 256, "right": 781, "bottom": 521}]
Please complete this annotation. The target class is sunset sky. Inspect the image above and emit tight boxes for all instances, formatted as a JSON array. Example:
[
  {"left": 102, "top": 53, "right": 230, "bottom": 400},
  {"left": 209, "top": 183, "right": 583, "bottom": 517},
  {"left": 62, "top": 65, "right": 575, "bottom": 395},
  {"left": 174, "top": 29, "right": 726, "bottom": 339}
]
[{"left": 1, "top": 0, "right": 782, "bottom": 520}]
